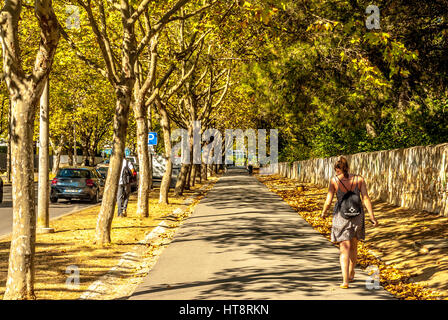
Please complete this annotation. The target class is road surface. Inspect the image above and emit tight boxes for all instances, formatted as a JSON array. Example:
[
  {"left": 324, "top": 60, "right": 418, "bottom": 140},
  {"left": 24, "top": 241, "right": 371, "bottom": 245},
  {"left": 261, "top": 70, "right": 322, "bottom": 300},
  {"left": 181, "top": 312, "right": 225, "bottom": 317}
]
[{"left": 0, "top": 183, "right": 97, "bottom": 238}]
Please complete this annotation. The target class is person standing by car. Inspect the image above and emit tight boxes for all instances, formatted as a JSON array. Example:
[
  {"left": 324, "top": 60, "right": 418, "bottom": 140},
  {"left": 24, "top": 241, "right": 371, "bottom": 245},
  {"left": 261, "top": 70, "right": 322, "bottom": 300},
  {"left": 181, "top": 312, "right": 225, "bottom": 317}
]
[{"left": 117, "top": 157, "right": 132, "bottom": 217}]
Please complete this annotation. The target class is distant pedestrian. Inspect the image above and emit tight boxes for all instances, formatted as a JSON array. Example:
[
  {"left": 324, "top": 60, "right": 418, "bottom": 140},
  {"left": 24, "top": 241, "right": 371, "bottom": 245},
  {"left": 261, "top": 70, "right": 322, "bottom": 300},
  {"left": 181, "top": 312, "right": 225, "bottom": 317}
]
[
  {"left": 117, "top": 157, "right": 132, "bottom": 217},
  {"left": 247, "top": 161, "right": 253, "bottom": 175},
  {"left": 321, "top": 156, "right": 378, "bottom": 288}
]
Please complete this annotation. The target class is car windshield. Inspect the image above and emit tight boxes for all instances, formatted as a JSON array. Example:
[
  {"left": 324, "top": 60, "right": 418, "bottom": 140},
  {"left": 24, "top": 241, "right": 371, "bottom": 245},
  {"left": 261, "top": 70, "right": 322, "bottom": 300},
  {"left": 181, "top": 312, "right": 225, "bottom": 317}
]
[{"left": 57, "top": 169, "right": 91, "bottom": 178}]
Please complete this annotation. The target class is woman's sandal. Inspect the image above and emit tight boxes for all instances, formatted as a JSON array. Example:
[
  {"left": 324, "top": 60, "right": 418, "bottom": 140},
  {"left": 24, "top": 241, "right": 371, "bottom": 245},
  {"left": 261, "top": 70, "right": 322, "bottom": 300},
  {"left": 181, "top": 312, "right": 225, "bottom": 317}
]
[{"left": 340, "top": 283, "right": 349, "bottom": 289}]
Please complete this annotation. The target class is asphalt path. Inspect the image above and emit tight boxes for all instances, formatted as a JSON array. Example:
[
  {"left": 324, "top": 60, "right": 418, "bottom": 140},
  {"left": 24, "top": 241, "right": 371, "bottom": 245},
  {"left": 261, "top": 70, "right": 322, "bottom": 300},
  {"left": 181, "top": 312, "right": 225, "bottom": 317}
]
[{"left": 0, "top": 182, "right": 98, "bottom": 238}]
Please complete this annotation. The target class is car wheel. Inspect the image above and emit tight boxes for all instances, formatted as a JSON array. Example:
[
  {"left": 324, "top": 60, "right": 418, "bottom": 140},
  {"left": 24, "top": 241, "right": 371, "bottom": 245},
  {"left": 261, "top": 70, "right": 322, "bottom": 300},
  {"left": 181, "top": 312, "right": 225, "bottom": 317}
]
[{"left": 50, "top": 195, "right": 58, "bottom": 203}]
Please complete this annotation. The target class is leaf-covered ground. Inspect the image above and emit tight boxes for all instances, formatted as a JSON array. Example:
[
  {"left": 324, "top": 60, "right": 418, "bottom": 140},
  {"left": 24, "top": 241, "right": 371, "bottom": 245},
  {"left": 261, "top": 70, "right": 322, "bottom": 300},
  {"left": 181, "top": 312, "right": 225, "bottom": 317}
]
[
  {"left": 257, "top": 173, "right": 448, "bottom": 300},
  {"left": 0, "top": 177, "right": 218, "bottom": 300}
]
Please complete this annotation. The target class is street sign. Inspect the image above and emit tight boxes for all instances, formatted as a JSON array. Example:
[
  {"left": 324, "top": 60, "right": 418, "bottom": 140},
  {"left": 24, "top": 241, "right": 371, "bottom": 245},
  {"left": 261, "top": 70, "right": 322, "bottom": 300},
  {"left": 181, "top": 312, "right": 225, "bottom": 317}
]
[
  {"left": 148, "top": 132, "right": 158, "bottom": 145},
  {"left": 125, "top": 148, "right": 130, "bottom": 157}
]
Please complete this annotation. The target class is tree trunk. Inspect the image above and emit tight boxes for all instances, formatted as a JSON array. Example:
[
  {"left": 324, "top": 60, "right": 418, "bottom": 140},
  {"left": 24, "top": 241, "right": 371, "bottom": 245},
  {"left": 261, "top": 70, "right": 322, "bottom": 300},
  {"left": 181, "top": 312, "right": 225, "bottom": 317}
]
[
  {"left": 4, "top": 97, "right": 38, "bottom": 300},
  {"left": 6, "top": 99, "right": 11, "bottom": 183},
  {"left": 73, "top": 124, "right": 78, "bottom": 166},
  {"left": 134, "top": 108, "right": 150, "bottom": 217},
  {"left": 131, "top": 31, "right": 160, "bottom": 217},
  {"left": 66, "top": 147, "right": 74, "bottom": 166},
  {"left": 174, "top": 163, "right": 189, "bottom": 196},
  {"left": 81, "top": 143, "right": 89, "bottom": 166},
  {"left": 1, "top": 0, "right": 60, "bottom": 299},
  {"left": 197, "top": 164, "right": 201, "bottom": 183},
  {"left": 37, "top": 79, "right": 51, "bottom": 231},
  {"left": 208, "top": 164, "right": 213, "bottom": 176},
  {"left": 157, "top": 100, "right": 172, "bottom": 204},
  {"left": 190, "top": 164, "right": 197, "bottom": 187},
  {"left": 174, "top": 126, "right": 193, "bottom": 196},
  {"left": 50, "top": 136, "right": 64, "bottom": 175},
  {"left": 201, "top": 163, "right": 207, "bottom": 181},
  {"left": 185, "top": 163, "right": 192, "bottom": 190},
  {"left": 95, "top": 86, "right": 132, "bottom": 245},
  {"left": 160, "top": 157, "right": 173, "bottom": 204},
  {"left": 52, "top": 147, "right": 62, "bottom": 175},
  {"left": 184, "top": 142, "right": 194, "bottom": 190},
  {"left": 88, "top": 145, "right": 96, "bottom": 166}
]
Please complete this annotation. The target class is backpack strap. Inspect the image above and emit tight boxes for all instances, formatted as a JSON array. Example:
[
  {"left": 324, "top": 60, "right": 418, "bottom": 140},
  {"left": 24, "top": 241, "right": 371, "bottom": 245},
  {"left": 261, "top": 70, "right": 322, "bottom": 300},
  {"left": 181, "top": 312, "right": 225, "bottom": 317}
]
[
  {"left": 349, "top": 174, "right": 355, "bottom": 191},
  {"left": 335, "top": 175, "right": 349, "bottom": 193},
  {"left": 336, "top": 174, "right": 358, "bottom": 193}
]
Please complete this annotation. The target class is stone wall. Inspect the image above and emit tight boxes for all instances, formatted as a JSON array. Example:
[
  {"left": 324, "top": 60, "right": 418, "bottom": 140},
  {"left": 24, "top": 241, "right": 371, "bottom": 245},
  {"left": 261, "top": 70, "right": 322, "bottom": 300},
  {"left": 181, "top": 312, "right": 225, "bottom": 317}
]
[{"left": 275, "top": 143, "right": 448, "bottom": 216}]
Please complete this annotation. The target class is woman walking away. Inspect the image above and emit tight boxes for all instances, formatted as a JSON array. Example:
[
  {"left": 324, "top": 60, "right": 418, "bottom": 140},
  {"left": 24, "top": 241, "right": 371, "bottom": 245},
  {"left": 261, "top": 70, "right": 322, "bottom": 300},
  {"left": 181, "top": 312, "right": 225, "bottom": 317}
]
[{"left": 321, "top": 157, "right": 379, "bottom": 288}]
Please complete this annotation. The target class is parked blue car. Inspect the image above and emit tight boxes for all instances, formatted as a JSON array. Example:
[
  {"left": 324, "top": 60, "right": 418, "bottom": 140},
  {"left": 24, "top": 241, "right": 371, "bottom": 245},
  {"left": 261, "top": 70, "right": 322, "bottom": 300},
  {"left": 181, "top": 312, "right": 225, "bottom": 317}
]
[{"left": 50, "top": 167, "right": 105, "bottom": 203}]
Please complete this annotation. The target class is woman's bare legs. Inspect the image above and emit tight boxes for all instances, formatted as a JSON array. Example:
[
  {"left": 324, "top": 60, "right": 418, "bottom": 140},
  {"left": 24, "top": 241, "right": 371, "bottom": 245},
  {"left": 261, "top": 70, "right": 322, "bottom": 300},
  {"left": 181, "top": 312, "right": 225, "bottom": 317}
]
[
  {"left": 349, "top": 237, "right": 358, "bottom": 281},
  {"left": 339, "top": 240, "right": 351, "bottom": 287}
]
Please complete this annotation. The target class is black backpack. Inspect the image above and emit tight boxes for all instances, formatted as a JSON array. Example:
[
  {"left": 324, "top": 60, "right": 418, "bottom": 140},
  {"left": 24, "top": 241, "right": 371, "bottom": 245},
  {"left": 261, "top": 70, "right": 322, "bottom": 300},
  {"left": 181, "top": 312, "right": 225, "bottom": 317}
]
[{"left": 335, "top": 175, "right": 362, "bottom": 219}]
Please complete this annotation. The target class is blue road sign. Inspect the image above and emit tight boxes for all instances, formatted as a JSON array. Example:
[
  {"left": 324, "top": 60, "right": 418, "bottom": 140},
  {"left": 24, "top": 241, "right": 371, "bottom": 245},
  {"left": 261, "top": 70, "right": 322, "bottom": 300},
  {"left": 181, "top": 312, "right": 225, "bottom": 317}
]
[
  {"left": 125, "top": 148, "right": 130, "bottom": 157},
  {"left": 148, "top": 132, "right": 158, "bottom": 145}
]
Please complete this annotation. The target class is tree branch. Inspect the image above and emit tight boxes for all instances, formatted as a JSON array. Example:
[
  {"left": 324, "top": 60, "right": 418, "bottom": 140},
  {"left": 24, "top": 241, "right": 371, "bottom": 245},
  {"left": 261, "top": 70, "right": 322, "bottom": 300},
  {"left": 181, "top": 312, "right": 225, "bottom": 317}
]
[
  {"left": 166, "top": 0, "right": 219, "bottom": 23},
  {"left": 130, "top": 0, "right": 190, "bottom": 30},
  {"left": 31, "top": 0, "right": 61, "bottom": 91},
  {"left": 58, "top": 22, "right": 108, "bottom": 79},
  {"left": 76, "top": 0, "right": 119, "bottom": 84}
]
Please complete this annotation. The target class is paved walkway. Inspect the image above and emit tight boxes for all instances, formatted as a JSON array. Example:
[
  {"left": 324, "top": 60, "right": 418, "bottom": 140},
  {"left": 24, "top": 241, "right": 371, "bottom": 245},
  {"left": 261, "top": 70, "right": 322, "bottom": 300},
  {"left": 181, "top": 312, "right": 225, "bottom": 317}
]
[{"left": 129, "top": 169, "right": 394, "bottom": 300}]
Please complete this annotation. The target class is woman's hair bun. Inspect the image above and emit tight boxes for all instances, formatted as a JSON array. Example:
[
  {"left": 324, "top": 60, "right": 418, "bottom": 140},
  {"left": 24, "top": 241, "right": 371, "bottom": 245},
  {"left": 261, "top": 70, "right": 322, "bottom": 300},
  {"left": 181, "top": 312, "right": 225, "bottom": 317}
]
[{"left": 334, "top": 156, "right": 349, "bottom": 178}]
